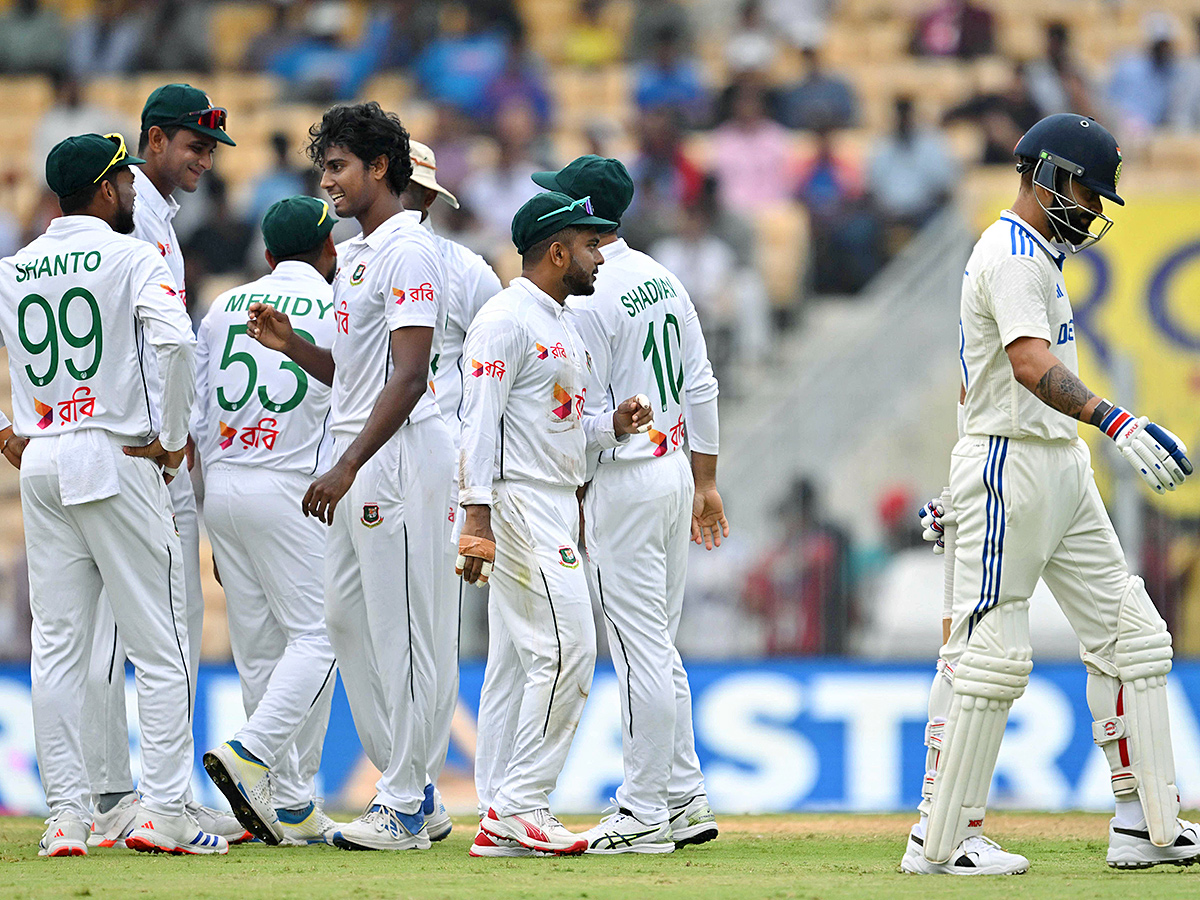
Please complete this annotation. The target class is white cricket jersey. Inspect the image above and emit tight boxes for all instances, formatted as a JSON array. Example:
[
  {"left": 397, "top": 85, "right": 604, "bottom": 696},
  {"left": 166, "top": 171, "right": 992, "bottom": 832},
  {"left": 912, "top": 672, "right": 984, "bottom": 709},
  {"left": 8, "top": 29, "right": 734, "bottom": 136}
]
[
  {"left": 0, "top": 216, "right": 195, "bottom": 447},
  {"left": 131, "top": 166, "right": 185, "bottom": 307},
  {"left": 960, "top": 210, "right": 1077, "bottom": 442},
  {"left": 195, "top": 261, "right": 335, "bottom": 475},
  {"left": 458, "top": 276, "right": 626, "bottom": 506},
  {"left": 428, "top": 226, "right": 502, "bottom": 449},
  {"left": 329, "top": 210, "right": 445, "bottom": 440},
  {"left": 571, "top": 238, "right": 720, "bottom": 469}
]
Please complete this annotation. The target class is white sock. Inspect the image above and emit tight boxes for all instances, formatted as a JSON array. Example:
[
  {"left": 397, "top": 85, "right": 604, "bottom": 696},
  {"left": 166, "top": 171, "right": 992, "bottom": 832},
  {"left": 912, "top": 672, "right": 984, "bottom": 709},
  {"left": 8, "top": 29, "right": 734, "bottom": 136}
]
[
  {"left": 914, "top": 814, "right": 927, "bottom": 839},
  {"left": 1114, "top": 796, "right": 1145, "bottom": 829}
]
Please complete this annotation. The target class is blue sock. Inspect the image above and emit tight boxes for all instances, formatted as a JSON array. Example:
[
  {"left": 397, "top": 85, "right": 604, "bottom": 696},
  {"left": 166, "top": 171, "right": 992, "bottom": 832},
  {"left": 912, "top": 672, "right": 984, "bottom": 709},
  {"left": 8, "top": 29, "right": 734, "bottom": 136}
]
[
  {"left": 423, "top": 784, "right": 435, "bottom": 816},
  {"left": 227, "top": 739, "right": 265, "bottom": 766},
  {"left": 395, "top": 809, "right": 425, "bottom": 835},
  {"left": 276, "top": 801, "right": 315, "bottom": 824}
]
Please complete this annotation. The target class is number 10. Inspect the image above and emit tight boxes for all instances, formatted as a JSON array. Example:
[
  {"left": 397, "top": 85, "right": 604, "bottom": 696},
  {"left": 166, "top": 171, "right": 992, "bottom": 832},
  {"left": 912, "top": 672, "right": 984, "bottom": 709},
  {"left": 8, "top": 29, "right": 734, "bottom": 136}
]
[{"left": 641, "top": 313, "right": 683, "bottom": 411}]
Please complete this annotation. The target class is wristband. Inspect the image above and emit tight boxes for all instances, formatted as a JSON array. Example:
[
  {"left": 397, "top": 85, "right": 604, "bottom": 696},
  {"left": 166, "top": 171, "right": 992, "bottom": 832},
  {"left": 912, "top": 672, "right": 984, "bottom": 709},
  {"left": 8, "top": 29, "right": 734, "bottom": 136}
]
[
  {"left": 1090, "top": 399, "right": 1113, "bottom": 429},
  {"left": 163, "top": 464, "right": 181, "bottom": 478}
]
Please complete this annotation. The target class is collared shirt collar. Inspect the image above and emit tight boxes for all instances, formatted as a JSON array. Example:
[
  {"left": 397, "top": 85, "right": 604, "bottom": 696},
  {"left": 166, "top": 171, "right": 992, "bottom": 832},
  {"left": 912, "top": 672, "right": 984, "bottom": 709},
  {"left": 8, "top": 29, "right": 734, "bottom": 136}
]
[
  {"left": 269, "top": 259, "right": 329, "bottom": 285},
  {"left": 132, "top": 165, "right": 179, "bottom": 223},
  {"left": 600, "top": 237, "right": 629, "bottom": 262},
  {"left": 512, "top": 276, "right": 571, "bottom": 318},
  {"left": 47, "top": 215, "right": 114, "bottom": 235},
  {"left": 352, "top": 209, "right": 423, "bottom": 251},
  {"left": 1000, "top": 210, "right": 1066, "bottom": 270}
]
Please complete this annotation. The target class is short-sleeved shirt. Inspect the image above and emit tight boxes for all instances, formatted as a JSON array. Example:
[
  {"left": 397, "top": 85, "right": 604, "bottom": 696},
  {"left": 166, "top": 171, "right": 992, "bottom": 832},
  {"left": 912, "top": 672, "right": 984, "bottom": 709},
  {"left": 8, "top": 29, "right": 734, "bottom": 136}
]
[
  {"left": 329, "top": 210, "right": 446, "bottom": 440},
  {"left": 960, "top": 210, "right": 1077, "bottom": 442},
  {"left": 132, "top": 166, "right": 185, "bottom": 307}
]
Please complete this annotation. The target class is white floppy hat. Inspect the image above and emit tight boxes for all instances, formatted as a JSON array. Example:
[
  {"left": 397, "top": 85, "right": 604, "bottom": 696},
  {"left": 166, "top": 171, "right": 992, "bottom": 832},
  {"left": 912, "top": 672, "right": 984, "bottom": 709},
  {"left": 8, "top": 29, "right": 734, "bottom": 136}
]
[{"left": 409, "top": 140, "right": 459, "bottom": 209}]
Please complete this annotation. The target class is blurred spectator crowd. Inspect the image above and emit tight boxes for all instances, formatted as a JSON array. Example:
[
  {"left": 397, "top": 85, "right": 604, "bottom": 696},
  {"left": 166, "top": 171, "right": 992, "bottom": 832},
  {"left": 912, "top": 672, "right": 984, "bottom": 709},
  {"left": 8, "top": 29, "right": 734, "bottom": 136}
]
[{"left": 2, "top": 0, "right": 1200, "bottom": 660}]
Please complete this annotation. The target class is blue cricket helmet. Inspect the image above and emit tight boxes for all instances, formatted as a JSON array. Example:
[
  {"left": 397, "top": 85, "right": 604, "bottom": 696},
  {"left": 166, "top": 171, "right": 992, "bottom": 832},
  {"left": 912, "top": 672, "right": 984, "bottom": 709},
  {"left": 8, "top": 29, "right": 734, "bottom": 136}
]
[{"left": 1014, "top": 114, "right": 1124, "bottom": 206}]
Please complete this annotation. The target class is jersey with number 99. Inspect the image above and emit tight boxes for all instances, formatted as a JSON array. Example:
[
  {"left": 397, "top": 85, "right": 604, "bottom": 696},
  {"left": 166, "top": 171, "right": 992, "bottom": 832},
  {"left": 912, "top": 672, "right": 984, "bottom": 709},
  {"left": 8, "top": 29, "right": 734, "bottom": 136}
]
[{"left": 0, "top": 216, "right": 194, "bottom": 443}]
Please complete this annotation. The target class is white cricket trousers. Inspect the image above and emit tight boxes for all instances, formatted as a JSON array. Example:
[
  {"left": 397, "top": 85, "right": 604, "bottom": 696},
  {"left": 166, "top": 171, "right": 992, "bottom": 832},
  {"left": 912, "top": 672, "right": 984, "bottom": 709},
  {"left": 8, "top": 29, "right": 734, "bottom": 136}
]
[
  {"left": 24, "top": 434, "right": 192, "bottom": 820},
  {"left": 481, "top": 480, "right": 596, "bottom": 816},
  {"left": 584, "top": 452, "right": 706, "bottom": 824},
  {"left": 82, "top": 471, "right": 204, "bottom": 797},
  {"left": 429, "top": 480, "right": 462, "bottom": 789},
  {"left": 323, "top": 416, "right": 454, "bottom": 814},
  {"left": 204, "top": 464, "right": 337, "bottom": 809}
]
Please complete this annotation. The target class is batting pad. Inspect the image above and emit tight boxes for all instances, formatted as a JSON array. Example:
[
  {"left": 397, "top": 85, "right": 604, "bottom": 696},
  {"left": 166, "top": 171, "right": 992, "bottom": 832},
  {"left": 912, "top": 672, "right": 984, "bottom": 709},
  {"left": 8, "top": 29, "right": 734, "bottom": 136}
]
[{"left": 924, "top": 600, "right": 1032, "bottom": 864}]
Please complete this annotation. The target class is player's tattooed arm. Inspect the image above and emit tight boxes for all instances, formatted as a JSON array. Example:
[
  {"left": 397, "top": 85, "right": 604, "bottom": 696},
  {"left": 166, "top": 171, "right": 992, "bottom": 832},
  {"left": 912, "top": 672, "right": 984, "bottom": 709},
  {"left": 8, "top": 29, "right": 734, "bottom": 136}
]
[
  {"left": 1032, "top": 364, "right": 1093, "bottom": 418},
  {"left": 1006, "top": 336, "right": 1101, "bottom": 421}
]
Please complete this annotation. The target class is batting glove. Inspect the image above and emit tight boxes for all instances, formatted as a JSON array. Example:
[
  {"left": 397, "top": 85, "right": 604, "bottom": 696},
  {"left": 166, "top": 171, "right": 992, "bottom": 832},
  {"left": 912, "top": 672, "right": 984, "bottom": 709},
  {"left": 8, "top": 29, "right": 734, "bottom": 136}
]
[
  {"left": 918, "top": 497, "right": 956, "bottom": 554},
  {"left": 1095, "top": 402, "right": 1193, "bottom": 494}
]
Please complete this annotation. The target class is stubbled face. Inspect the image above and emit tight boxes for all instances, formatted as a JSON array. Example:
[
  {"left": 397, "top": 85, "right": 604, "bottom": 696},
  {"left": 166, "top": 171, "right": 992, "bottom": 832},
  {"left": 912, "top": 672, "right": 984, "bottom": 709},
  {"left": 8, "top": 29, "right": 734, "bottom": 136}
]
[
  {"left": 320, "top": 145, "right": 377, "bottom": 220},
  {"left": 562, "top": 229, "right": 604, "bottom": 295},
  {"left": 112, "top": 167, "right": 137, "bottom": 234},
  {"left": 160, "top": 128, "right": 218, "bottom": 193},
  {"left": 1054, "top": 175, "right": 1103, "bottom": 244}
]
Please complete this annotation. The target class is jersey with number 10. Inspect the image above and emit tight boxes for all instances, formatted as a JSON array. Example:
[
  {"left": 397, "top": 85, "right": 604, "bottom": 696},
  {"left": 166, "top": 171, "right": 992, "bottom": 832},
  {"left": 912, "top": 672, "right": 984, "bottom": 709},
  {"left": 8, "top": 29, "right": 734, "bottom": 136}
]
[
  {"left": 0, "top": 215, "right": 192, "bottom": 442},
  {"left": 195, "top": 261, "right": 336, "bottom": 474}
]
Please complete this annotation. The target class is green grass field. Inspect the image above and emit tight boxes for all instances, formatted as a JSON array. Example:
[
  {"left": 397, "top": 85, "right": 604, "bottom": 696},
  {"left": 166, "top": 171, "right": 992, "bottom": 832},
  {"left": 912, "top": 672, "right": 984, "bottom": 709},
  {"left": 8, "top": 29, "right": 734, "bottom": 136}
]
[{"left": 4, "top": 812, "right": 1200, "bottom": 900}]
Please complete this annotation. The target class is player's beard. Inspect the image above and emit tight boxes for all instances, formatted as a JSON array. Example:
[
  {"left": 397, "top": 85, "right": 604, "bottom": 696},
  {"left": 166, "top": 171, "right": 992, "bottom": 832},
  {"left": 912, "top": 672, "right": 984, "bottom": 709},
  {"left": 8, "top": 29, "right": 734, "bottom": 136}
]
[
  {"left": 563, "top": 254, "right": 595, "bottom": 296},
  {"left": 114, "top": 201, "right": 136, "bottom": 235}
]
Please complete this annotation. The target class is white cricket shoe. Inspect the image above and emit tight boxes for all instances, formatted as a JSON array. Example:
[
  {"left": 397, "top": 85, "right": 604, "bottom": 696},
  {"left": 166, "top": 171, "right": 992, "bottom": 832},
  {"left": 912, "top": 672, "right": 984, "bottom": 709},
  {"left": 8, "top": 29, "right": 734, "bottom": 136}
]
[
  {"left": 203, "top": 741, "right": 284, "bottom": 845},
  {"left": 331, "top": 804, "right": 431, "bottom": 851},
  {"left": 424, "top": 785, "right": 452, "bottom": 842},
  {"left": 186, "top": 800, "right": 252, "bottom": 844},
  {"left": 278, "top": 800, "right": 340, "bottom": 846},
  {"left": 582, "top": 809, "right": 675, "bottom": 855},
  {"left": 480, "top": 808, "right": 587, "bottom": 855},
  {"left": 125, "top": 810, "right": 229, "bottom": 855},
  {"left": 668, "top": 794, "right": 719, "bottom": 847},
  {"left": 88, "top": 792, "right": 139, "bottom": 848},
  {"left": 39, "top": 811, "right": 90, "bottom": 857},
  {"left": 900, "top": 826, "right": 1028, "bottom": 875},
  {"left": 469, "top": 825, "right": 538, "bottom": 857},
  {"left": 1107, "top": 818, "right": 1200, "bottom": 869}
]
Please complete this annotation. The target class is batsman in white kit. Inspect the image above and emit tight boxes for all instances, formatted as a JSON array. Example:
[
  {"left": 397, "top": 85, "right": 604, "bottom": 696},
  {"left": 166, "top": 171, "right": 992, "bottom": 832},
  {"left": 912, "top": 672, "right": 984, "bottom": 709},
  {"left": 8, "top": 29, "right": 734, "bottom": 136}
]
[
  {"left": 193, "top": 197, "right": 341, "bottom": 846},
  {"left": 903, "top": 114, "right": 1197, "bottom": 875},
  {"left": 400, "top": 139, "right": 502, "bottom": 839},
  {"left": 457, "top": 191, "right": 653, "bottom": 857},
  {"left": 247, "top": 103, "right": 454, "bottom": 851},
  {"left": 1, "top": 133, "right": 227, "bottom": 856},
  {"left": 82, "top": 83, "right": 248, "bottom": 847},
  {"left": 532, "top": 156, "right": 727, "bottom": 853}
]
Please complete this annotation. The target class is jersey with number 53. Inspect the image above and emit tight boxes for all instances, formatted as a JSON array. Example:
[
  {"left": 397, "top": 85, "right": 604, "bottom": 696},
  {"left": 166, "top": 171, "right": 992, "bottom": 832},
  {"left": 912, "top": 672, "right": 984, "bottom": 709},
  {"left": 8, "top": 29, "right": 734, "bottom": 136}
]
[
  {"left": 0, "top": 215, "right": 195, "bottom": 447},
  {"left": 195, "top": 260, "right": 336, "bottom": 475},
  {"left": 571, "top": 238, "right": 719, "bottom": 471}
]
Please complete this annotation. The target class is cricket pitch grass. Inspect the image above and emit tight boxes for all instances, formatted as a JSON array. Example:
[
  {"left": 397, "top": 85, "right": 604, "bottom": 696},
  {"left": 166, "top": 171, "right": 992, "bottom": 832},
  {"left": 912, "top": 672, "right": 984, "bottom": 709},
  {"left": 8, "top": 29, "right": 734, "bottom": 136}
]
[{"left": 4, "top": 811, "right": 1200, "bottom": 900}]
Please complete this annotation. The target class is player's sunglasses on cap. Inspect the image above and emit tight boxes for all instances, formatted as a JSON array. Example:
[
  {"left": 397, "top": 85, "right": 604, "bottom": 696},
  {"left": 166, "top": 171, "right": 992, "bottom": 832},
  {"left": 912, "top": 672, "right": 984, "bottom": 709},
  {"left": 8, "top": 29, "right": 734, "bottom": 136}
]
[
  {"left": 537, "top": 195, "right": 596, "bottom": 220},
  {"left": 167, "top": 107, "right": 228, "bottom": 132},
  {"left": 94, "top": 133, "right": 130, "bottom": 184}
]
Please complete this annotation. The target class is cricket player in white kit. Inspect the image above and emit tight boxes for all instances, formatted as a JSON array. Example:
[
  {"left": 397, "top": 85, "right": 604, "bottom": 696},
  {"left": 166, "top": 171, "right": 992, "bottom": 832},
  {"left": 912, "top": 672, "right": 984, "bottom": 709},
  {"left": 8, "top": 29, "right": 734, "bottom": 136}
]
[
  {"left": 1, "top": 133, "right": 226, "bottom": 856},
  {"left": 247, "top": 103, "right": 453, "bottom": 852},
  {"left": 195, "top": 197, "right": 340, "bottom": 846},
  {"left": 903, "top": 115, "right": 1197, "bottom": 876},
  {"left": 400, "top": 139, "right": 502, "bottom": 840},
  {"left": 533, "top": 156, "right": 727, "bottom": 853},
  {"left": 457, "top": 191, "right": 653, "bottom": 857},
  {"left": 82, "top": 84, "right": 247, "bottom": 847}
]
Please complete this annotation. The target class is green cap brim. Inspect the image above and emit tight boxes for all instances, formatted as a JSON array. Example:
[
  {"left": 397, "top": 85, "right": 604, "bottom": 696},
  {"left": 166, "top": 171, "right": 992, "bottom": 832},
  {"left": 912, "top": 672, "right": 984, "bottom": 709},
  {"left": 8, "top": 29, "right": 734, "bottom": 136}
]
[
  {"left": 531, "top": 170, "right": 562, "bottom": 191},
  {"left": 181, "top": 124, "right": 236, "bottom": 147},
  {"left": 122, "top": 154, "right": 148, "bottom": 168},
  {"left": 521, "top": 213, "right": 617, "bottom": 253}
]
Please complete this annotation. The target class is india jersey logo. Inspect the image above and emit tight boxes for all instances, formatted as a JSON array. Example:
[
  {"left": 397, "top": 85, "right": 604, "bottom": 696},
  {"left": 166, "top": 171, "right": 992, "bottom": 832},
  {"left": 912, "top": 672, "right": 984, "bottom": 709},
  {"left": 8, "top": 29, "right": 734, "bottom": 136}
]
[
  {"left": 552, "top": 383, "right": 573, "bottom": 419},
  {"left": 34, "top": 399, "right": 53, "bottom": 430},
  {"left": 647, "top": 427, "right": 668, "bottom": 457},
  {"left": 350, "top": 263, "right": 366, "bottom": 286},
  {"left": 361, "top": 503, "right": 382, "bottom": 528},
  {"left": 218, "top": 422, "right": 236, "bottom": 449},
  {"left": 558, "top": 545, "right": 579, "bottom": 568}
]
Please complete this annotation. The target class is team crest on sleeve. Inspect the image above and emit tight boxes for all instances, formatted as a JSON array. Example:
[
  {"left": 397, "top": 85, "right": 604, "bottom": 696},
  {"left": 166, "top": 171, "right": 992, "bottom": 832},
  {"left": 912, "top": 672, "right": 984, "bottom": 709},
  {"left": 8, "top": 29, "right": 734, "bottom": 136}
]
[
  {"left": 558, "top": 545, "right": 579, "bottom": 568},
  {"left": 361, "top": 503, "right": 382, "bottom": 528},
  {"left": 350, "top": 263, "right": 366, "bottom": 285}
]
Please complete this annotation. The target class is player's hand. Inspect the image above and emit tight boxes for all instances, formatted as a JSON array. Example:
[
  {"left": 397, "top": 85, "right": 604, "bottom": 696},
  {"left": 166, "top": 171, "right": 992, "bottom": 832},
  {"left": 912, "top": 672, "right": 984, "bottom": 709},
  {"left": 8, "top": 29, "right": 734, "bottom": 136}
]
[
  {"left": 247, "top": 302, "right": 295, "bottom": 352},
  {"left": 124, "top": 438, "right": 186, "bottom": 483},
  {"left": 1105, "top": 409, "right": 1193, "bottom": 494},
  {"left": 0, "top": 426, "right": 27, "bottom": 470},
  {"left": 614, "top": 393, "right": 653, "bottom": 436},
  {"left": 918, "top": 497, "right": 957, "bottom": 554},
  {"left": 458, "top": 504, "right": 495, "bottom": 585},
  {"left": 692, "top": 485, "right": 729, "bottom": 550},
  {"left": 302, "top": 458, "right": 357, "bottom": 525}
]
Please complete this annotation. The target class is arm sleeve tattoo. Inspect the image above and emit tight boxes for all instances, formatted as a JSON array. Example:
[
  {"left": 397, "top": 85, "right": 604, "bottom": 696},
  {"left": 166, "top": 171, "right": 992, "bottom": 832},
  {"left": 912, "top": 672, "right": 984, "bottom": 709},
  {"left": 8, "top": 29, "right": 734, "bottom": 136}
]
[{"left": 1032, "top": 364, "right": 1094, "bottom": 419}]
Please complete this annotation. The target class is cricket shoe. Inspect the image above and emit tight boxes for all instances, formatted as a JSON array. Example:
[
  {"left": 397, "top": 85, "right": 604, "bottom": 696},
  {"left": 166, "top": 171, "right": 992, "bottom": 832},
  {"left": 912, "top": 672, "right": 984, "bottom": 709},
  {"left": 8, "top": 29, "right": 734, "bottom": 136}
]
[
  {"left": 38, "top": 811, "right": 89, "bottom": 857},
  {"left": 1107, "top": 818, "right": 1200, "bottom": 869},
  {"left": 332, "top": 804, "right": 431, "bottom": 851},
  {"left": 424, "top": 784, "right": 452, "bottom": 842},
  {"left": 88, "top": 792, "right": 139, "bottom": 848},
  {"left": 203, "top": 740, "right": 283, "bottom": 845},
  {"left": 187, "top": 800, "right": 252, "bottom": 844},
  {"left": 668, "top": 794, "right": 719, "bottom": 847},
  {"left": 469, "top": 826, "right": 538, "bottom": 857},
  {"left": 125, "top": 810, "right": 229, "bottom": 855},
  {"left": 582, "top": 808, "right": 674, "bottom": 855},
  {"left": 900, "top": 826, "right": 1028, "bottom": 875},
  {"left": 278, "top": 800, "right": 340, "bottom": 846},
  {"left": 480, "top": 808, "right": 587, "bottom": 855}
]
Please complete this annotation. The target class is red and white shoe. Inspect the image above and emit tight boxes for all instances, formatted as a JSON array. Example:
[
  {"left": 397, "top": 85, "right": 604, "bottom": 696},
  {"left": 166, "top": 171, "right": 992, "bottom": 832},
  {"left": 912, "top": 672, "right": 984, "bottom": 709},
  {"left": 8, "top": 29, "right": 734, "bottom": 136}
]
[
  {"left": 125, "top": 810, "right": 229, "bottom": 856},
  {"left": 39, "top": 812, "right": 89, "bottom": 857},
  {"left": 480, "top": 808, "right": 586, "bottom": 855},
  {"left": 88, "top": 792, "right": 140, "bottom": 848},
  {"left": 469, "top": 825, "right": 538, "bottom": 857}
]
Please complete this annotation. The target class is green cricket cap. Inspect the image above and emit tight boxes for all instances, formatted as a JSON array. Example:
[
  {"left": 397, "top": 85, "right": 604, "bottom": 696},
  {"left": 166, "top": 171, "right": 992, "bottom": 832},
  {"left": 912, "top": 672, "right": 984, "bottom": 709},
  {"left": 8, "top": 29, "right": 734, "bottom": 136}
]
[
  {"left": 141, "top": 83, "right": 236, "bottom": 146},
  {"left": 45, "top": 133, "right": 146, "bottom": 198},
  {"left": 262, "top": 196, "right": 337, "bottom": 258},
  {"left": 511, "top": 191, "right": 617, "bottom": 255},
  {"left": 531, "top": 155, "right": 634, "bottom": 225}
]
